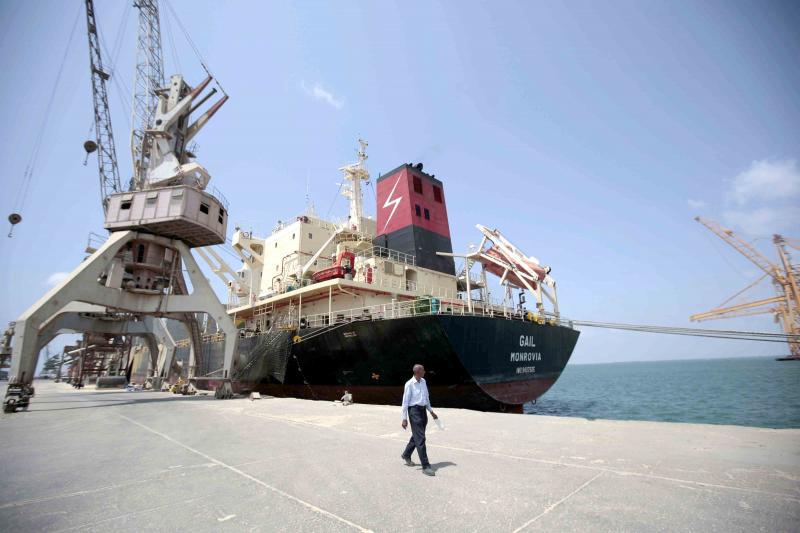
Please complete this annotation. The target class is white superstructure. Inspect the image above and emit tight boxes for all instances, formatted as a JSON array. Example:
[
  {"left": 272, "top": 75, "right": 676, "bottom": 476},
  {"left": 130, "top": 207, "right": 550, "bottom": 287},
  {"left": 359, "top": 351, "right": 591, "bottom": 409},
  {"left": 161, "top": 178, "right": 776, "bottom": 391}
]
[{"left": 198, "top": 140, "right": 558, "bottom": 340}]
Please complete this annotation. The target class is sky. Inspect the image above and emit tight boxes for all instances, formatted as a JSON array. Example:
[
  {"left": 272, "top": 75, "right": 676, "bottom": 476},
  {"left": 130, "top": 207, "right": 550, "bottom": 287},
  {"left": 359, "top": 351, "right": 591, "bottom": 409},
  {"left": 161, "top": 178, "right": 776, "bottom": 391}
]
[{"left": 0, "top": 0, "right": 798, "bottom": 367}]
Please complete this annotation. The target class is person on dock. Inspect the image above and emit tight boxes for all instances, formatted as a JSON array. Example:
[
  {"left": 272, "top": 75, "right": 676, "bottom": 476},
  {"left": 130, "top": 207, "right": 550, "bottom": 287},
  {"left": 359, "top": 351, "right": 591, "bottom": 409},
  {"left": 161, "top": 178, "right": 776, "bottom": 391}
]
[{"left": 401, "top": 364, "right": 438, "bottom": 476}]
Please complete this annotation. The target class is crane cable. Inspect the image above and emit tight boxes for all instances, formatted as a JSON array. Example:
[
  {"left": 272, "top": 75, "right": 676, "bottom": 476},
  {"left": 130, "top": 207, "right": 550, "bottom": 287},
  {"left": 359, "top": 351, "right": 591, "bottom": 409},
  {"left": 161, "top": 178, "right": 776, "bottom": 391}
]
[
  {"left": 161, "top": 3, "right": 183, "bottom": 75},
  {"left": 162, "top": 0, "right": 227, "bottom": 96},
  {"left": 9, "top": 3, "right": 82, "bottom": 237},
  {"left": 85, "top": 2, "right": 133, "bottom": 140},
  {"left": 569, "top": 319, "right": 798, "bottom": 344},
  {"left": 97, "top": 4, "right": 133, "bottom": 129}
]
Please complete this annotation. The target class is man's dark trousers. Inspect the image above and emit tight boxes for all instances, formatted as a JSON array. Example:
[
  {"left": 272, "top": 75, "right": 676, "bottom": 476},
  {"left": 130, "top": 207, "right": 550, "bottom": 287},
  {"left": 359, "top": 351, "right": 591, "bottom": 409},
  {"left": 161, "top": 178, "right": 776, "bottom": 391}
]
[{"left": 403, "top": 405, "right": 430, "bottom": 468}]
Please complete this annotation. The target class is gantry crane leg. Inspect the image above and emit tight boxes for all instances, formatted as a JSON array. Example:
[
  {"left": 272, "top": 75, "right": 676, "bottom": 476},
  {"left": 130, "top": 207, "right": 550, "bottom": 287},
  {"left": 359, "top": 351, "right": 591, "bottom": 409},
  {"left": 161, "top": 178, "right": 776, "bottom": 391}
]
[{"left": 3, "top": 230, "right": 238, "bottom": 412}]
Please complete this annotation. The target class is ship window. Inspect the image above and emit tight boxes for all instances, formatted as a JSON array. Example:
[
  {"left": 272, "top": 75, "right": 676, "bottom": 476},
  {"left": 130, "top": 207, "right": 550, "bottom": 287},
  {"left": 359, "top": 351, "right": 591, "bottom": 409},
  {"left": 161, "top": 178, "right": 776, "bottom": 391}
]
[
  {"left": 136, "top": 244, "right": 146, "bottom": 263},
  {"left": 218, "top": 208, "right": 225, "bottom": 224},
  {"left": 292, "top": 233, "right": 296, "bottom": 239},
  {"left": 121, "top": 201, "right": 132, "bottom": 210},
  {"left": 413, "top": 176, "right": 423, "bottom": 194},
  {"left": 415, "top": 204, "right": 421, "bottom": 217},
  {"left": 424, "top": 208, "right": 430, "bottom": 220},
  {"left": 308, "top": 233, "right": 313, "bottom": 239},
  {"left": 200, "top": 203, "right": 210, "bottom": 215},
  {"left": 433, "top": 186, "right": 442, "bottom": 203},
  {"left": 145, "top": 196, "right": 157, "bottom": 206},
  {"left": 274, "top": 242, "right": 278, "bottom": 248}
]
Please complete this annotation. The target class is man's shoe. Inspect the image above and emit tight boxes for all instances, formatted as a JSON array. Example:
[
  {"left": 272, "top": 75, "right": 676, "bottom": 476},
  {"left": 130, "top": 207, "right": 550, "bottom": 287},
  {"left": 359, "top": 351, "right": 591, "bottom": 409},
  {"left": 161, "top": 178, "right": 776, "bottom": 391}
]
[
  {"left": 422, "top": 467, "right": 436, "bottom": 476},
  {"left": 401, "top": 455, "right": 414, "bottom": 466}
]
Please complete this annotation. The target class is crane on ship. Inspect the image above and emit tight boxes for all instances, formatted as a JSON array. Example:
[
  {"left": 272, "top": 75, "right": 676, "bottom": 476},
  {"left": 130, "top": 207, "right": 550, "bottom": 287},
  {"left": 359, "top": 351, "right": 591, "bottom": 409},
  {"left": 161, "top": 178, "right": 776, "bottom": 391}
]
[{"left": 690, "top": 217, "right": 800, "bottom": 360}]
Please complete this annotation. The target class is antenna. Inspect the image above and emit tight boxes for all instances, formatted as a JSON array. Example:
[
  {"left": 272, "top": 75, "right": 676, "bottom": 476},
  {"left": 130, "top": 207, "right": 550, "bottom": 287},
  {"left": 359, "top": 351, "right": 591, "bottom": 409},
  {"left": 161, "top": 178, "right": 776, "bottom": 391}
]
[{"left": 305, "top": 172, "right": 316, "bottom": 216}]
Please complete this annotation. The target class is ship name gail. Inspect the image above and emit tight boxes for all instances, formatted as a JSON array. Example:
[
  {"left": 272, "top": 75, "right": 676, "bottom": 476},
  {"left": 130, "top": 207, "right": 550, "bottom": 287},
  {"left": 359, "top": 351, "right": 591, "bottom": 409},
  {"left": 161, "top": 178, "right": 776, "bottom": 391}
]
[{"left": 519, "top": 335, "right": 537, "bottom": 347}]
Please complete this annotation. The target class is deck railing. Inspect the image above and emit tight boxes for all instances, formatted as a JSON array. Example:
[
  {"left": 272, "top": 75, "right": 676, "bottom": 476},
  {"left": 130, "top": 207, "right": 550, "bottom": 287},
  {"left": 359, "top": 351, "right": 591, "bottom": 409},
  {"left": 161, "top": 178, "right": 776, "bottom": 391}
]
[
  {"left": 355, "top": 246, "right": 416, "bottom": 266},
  {"left": 300, "top": 296, "right": 569, "bottom": 330}
]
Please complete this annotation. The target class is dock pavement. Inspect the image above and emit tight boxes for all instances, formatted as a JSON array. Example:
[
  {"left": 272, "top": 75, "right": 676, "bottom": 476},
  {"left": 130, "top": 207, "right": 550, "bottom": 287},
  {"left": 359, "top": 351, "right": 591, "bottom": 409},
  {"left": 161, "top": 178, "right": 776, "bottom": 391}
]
[{"left": 0, "top": 381, "right": 797, "bottom": 532}]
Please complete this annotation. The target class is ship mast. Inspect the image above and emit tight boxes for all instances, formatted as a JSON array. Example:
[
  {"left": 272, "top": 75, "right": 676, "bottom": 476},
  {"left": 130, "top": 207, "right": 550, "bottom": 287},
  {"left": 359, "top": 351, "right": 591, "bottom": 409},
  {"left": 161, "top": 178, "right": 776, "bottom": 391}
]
[{"left": 340, "top": 139, "right": 369, "bottom": 231}]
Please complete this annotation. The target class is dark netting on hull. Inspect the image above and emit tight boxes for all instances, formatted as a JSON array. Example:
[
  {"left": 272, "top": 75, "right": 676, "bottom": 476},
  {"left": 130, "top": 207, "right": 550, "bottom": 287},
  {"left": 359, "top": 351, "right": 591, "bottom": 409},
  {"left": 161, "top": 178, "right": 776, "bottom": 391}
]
[
  {"left": 234, "top": 330, "right": 293, "bottom": 383},
  {"left": 173, "top": 345, "right": 192, "bottom": 379},
  {"left": 200, "top": 340, "right": 225, "bottom": 376},
  {"left": 166, "top": 320, "right": 190, "bottom": 340}
]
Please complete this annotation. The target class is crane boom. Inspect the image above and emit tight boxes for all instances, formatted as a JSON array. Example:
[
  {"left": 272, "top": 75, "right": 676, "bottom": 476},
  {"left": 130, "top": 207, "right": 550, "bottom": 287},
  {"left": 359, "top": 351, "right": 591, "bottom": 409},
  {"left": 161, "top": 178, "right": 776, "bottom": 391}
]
[
  {"left": 694, "top": 217, "right": 782, "bottom": 282},
  {"left": 691, "top": 217, "right": 799, "bottom": 358},
  {"left": 84, "top": 0, "right": 122, "bottom": 209},
  {"left": 689, "top": 296, "right": 784, "bottom": 322}
]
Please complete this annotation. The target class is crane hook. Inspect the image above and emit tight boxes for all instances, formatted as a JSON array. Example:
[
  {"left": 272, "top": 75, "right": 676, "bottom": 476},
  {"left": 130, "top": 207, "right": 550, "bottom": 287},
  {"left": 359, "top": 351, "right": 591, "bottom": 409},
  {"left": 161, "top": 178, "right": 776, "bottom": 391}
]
[
  {"left": 7, "top": 213, "right": 21, "bottom": 238},
  {"left": 83, "top": 140, "right": 97, "bottom": 166}
]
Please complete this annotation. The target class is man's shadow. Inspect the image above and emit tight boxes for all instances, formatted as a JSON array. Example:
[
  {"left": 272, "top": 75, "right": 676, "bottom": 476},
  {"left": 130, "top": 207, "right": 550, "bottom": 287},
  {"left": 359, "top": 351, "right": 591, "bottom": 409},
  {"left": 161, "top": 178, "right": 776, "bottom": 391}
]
[{"left": 430, "top": 461, "right": 457, "bottom": 471}]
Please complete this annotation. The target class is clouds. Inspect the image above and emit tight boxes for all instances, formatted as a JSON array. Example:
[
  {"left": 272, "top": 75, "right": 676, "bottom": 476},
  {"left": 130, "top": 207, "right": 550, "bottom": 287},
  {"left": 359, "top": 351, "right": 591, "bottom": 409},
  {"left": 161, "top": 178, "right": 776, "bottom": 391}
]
[
  {"left": 46, "top": 272, "right": 69, "bottom": 287},
  {"left": 729, "top": 159, "right": 800, "bottom": 205},
  {"left": 722, "top": 158, "right": 800, "bottom": 235},
  {"left": 722, "top": 206, "right": 798, "bottom": 236},
  {"left": 300, "top": 81, "right": 343, "bottom": 110},
  {"left": 692, "top": 158, "right": 799, "bottom": 235},
  {"left": 687, "top": 199, "right": 707, "bottom": 209}
]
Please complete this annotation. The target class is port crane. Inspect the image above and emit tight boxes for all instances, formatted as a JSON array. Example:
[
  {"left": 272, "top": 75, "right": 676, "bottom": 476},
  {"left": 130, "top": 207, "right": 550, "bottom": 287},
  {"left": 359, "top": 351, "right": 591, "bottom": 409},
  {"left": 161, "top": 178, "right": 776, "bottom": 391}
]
[
  {"left": 690, "top": 217, "right": 799, "bottom": 360},
  {"left": 3, "top": 0, "right": 235, "bottom": 412}
]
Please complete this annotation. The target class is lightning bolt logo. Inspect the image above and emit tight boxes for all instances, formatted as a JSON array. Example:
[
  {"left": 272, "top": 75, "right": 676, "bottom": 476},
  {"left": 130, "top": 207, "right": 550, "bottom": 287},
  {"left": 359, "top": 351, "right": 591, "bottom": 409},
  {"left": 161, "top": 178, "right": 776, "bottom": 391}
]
[{"left": 382, "top": 175, "right": 403, "bottom": 233}]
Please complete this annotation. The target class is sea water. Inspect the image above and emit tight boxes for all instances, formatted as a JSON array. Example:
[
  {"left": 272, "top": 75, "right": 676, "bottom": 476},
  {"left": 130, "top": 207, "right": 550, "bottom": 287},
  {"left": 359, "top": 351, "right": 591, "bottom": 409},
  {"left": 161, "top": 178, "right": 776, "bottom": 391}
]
[{"left": 524, "top": 356, "right": 800, "bottom": 429}]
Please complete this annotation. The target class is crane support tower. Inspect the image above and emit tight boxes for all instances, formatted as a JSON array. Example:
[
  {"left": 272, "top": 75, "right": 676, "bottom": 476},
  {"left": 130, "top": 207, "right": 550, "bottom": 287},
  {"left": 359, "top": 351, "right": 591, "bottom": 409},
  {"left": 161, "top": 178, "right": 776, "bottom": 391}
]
[
  {"left": 131, "top": 0, "right": 164, "bottom": 190},
  {"left": 690, "top": 217, "right": 799, "bottom": 360},
  {"left": 3, "top": 0, "right": 236, "bottom": 413}
]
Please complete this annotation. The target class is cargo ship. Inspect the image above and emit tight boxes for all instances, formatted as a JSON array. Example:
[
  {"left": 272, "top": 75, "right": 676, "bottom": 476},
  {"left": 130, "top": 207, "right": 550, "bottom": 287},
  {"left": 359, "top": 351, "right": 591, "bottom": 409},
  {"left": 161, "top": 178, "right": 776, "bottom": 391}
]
[{"left": 179, "top": 141, "right": 579, "bottom": 412}]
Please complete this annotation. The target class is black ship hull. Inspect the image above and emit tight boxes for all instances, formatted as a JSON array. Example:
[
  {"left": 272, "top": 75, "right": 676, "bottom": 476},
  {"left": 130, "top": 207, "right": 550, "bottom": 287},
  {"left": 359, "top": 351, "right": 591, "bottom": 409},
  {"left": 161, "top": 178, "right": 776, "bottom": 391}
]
[{"left": 195, "top": 315, "right": 579, "bottom": 412}]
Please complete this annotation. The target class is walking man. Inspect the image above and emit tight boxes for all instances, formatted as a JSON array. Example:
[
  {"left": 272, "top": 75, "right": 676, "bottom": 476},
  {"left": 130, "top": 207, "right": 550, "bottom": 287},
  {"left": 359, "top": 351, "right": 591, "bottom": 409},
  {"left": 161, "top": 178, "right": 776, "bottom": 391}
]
[{"left": 401, "top": 364, "right": 438, "bottom": 476}]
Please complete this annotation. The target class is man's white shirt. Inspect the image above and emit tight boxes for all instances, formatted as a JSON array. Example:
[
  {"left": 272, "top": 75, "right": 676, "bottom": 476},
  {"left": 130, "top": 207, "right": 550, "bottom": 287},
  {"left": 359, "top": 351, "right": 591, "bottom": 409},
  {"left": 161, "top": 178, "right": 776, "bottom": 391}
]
[{"left": 401, "top": 376, "right": 432, "bottom": 420}]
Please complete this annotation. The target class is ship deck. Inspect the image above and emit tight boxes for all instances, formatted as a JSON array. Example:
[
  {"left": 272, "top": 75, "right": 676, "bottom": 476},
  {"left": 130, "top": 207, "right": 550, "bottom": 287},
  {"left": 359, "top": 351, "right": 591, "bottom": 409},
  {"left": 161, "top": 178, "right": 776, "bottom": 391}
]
[{"left": 1, "top": 381, "right": 797, "bottom": 532}]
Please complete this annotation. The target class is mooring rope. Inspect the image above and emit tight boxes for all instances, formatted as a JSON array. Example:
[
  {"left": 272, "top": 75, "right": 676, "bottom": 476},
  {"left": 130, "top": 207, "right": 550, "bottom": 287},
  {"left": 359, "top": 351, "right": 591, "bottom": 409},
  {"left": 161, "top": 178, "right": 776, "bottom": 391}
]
[{"left": 569, "top": 319, "right": 797, "bottom": 343}]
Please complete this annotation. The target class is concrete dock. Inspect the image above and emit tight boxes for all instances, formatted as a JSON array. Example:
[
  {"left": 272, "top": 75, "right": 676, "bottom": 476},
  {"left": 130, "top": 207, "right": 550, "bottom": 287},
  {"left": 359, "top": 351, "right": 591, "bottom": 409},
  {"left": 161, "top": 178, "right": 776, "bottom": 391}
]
[{"left": 0, "top": 381, "right": 797, "bottom": 532}]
